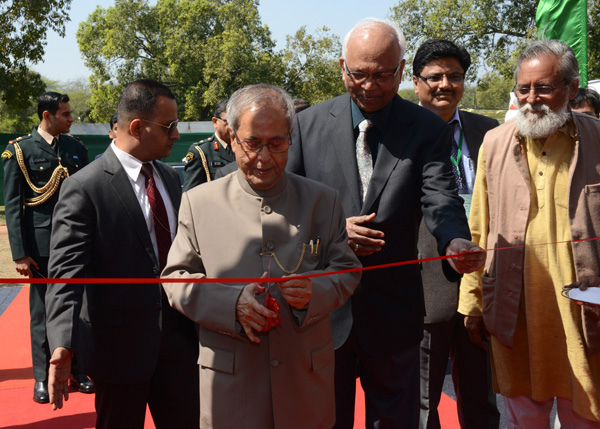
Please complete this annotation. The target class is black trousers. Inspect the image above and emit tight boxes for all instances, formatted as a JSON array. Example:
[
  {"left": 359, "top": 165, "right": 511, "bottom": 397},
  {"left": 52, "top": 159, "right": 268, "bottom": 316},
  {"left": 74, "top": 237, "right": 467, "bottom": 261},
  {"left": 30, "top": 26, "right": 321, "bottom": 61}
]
[
  {"left": 30, "top": 257, "right": 50, "bottom": 382},
  {"left": 334, "top": 327, "right": 421, "bottom": 429},
  {"left": 94, "top": 305, "right": 199, "bottom": 429}
]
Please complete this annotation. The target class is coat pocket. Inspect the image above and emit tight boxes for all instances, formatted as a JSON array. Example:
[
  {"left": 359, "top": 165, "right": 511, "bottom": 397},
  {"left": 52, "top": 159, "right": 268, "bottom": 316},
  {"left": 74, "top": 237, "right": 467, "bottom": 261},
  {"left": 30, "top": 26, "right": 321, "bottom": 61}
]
[
  {"left": 311, "top": 337, "right": 334, "bottom": 372},
  {"left": 199, "top": 344, "right": 235, "bottom": 374}
]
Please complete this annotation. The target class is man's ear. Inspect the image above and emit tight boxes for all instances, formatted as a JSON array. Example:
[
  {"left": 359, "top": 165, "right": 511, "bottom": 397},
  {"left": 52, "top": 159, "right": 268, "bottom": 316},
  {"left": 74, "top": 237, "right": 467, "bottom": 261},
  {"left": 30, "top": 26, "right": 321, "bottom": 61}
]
[
  {"left": 42, "top": 110, "right": 52, "bottom": 122},
  {"left": 129, "top": 118, "right": 143, "bottom": 139},
  {"left": 568, "top": 79, "right": 580, "bottom": 101}
]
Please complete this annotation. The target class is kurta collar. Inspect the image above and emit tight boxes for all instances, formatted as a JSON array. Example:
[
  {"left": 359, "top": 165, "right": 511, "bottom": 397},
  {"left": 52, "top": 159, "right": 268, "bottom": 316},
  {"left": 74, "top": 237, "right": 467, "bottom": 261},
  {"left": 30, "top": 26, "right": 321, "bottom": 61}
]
[{"left": 236, "top": 169, "right": 288, "bottom": 198}]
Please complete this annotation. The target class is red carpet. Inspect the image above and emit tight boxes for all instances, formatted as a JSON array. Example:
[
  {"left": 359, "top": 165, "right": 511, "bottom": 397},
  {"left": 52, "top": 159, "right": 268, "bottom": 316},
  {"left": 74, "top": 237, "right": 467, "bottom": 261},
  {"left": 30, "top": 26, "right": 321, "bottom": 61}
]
[{"left": 0, "top": 287, "right": 460, "bottom": 428}]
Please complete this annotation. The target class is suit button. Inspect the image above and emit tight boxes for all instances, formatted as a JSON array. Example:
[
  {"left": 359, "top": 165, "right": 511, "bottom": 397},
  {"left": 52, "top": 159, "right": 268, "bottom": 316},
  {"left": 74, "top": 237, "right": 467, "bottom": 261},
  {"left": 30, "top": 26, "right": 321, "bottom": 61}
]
[
  {"left": 154, "top": 303, "right": 161, "bottom": 310},
  {"left": 270, "top": 359, "right": 280, "bottom": 368},
  {"left": 511, "top": 263, "right": 516, "bottom": 269},
  {"left": 153, "top": 266, "right": 159, "bottom": 275},
  {"left": 266, "top": 242, "right": 275, "bottom": 250},
  {"left": 264, "top": 205, "right": 272, "bottom": 214}
]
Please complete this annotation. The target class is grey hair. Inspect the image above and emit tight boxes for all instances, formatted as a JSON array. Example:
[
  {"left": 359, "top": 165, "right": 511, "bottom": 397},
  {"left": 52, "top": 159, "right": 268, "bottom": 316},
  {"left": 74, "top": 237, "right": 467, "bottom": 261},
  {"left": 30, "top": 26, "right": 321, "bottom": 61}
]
[
  {"left": 342, "top": 18, "right": 406, "bottom": 62},
  {"left": 514, "top": 40, "right": 580, "bottom": 84},
  {"left": 226, "top": 84, "right": 295, "bottom": 132}
]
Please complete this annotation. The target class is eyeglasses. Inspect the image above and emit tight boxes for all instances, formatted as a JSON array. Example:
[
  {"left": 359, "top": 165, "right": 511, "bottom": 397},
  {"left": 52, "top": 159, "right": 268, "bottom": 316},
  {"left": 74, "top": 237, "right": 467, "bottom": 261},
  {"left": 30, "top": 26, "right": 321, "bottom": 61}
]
[
  {"left": 344, "top": 61, "right": 401, "bottom": 83},
  {"left": 215, "top": 117, "right": 228, "bottom": 124},
  {"left": 417, "top": 73, "right": 465, "bottom": 84},
  {"left": 233, "top": 131, "right": 291, "bottom": 154},
  {"left": 513, "top": 79, "right": 566, "bottom": 96},
  {"left": 143, "top": 119, "right": 179, "bottom": 135}
]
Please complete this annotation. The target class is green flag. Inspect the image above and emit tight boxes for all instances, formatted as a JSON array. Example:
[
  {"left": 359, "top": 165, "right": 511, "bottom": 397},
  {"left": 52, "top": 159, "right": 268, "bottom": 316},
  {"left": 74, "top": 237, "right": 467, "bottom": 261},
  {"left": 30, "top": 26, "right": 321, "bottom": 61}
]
[{"left": 536, "top": 0, "right": 588, "bottom": 87}]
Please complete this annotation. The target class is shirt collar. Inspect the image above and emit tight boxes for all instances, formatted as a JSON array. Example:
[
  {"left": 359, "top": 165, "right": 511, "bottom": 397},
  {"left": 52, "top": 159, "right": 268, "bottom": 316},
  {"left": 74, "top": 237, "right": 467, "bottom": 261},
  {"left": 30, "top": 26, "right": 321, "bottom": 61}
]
[
  {"left": 37, "top": 127, "right": 57, "bottom": 146},
  {"left": 350, "top": 98, "right": 393, "bottom": 134},
  {"left": 111, "top": 141, "right": 148, "bottom": 182},
  {"left": 449, "top": 109, "right": 461, "bottom": 127}
]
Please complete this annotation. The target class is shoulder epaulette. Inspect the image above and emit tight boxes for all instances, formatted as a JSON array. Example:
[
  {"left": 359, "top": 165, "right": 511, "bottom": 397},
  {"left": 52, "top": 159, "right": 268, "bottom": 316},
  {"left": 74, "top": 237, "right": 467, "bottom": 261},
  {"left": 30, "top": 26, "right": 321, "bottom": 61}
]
[{"left": 8, "top": 135, "right": 27, "bottom": 145}]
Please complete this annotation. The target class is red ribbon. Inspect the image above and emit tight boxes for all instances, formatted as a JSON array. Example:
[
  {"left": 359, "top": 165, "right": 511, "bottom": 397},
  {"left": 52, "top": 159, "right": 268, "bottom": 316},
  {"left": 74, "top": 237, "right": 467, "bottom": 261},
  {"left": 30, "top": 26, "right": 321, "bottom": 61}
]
[{"left": 1, "top": 237, "right": 599, "bottom": 285}]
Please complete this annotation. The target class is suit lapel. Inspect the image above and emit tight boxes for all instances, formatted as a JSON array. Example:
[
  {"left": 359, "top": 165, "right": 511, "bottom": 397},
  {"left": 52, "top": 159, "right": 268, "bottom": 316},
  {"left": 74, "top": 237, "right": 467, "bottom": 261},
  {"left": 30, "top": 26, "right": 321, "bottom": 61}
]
[
  {"left": 154, "top": 161, "right": 181, "bottom": 220},
  {"left": 459, "top": 111, "right": 482, "bottom": 166},
  {"left": 362, "top": 96, "right": 412, "bottom": 212},
  {"left": 329, "top": 95, "right": 363, "bottom": 212},
  {"left": 103, "top": 147, "right": 160, "bottom": 269}
]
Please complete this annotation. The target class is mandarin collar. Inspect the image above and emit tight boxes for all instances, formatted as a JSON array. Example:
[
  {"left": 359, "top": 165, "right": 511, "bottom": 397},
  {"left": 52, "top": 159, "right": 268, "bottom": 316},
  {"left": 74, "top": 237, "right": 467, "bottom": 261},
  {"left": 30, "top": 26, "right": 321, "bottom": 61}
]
[{"left": 236, "top": 168, "right": 288, "bottom": 198}]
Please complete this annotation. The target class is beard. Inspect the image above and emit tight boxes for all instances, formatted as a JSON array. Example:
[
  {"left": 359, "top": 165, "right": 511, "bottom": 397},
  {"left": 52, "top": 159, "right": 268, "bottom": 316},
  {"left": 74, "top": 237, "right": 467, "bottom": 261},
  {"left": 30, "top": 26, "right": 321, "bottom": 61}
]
[{"left": 513, "top": 102, "right": 570, "bottom": 139}]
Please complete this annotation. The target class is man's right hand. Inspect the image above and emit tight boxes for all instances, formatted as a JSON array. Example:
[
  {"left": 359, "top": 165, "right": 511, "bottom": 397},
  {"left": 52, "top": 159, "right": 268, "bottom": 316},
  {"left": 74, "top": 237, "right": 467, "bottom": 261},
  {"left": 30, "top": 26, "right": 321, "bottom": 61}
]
[
  {"left": 346, "top": 212, "right": 385, "bottom": 256},
  {"left": 464, "top": 315, "right": 489, "bottom": 351},
  {"left": 49, "top": 347, "right": 73, "bottom": 410},
  {"left": 14, "top": 256, "right": 38, "bottom": 277},
  {"left": 236, "top": 281, "right": 277, "bottom": 344}
]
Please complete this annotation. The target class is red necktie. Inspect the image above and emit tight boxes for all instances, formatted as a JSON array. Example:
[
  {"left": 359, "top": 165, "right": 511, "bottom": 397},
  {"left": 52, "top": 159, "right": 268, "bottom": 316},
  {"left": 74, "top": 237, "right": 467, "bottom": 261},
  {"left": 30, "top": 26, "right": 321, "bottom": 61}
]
[{"left": 141, "top": 163, "right": 171, "bottom": 270}]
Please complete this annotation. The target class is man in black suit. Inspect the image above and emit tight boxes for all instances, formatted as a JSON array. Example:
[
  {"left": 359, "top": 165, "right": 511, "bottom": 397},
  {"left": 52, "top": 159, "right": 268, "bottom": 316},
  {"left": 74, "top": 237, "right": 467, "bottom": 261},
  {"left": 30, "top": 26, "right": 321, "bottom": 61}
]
[
  {"left": 413, "top": 39, "right": 499, "bottom": 429},
  {"left": 287, "top": 19, "right": 485, "bottom": 428},
  {"left": 45, "top": 79, "right": 199, "bottom": 428}
]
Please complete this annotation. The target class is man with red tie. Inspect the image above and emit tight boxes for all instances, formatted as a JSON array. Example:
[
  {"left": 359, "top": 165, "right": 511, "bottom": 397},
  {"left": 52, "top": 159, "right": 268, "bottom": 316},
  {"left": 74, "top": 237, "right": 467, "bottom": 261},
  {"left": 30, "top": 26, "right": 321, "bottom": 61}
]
[{"left": 45, "top": 79, "right": 199, "bottom": 429}]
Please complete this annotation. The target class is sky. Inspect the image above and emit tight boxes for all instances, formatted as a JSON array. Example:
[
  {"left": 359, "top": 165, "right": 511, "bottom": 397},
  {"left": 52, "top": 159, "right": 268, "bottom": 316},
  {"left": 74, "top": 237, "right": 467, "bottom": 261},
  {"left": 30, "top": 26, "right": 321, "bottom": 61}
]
[{"left": 32, "top": 0, "right": 397, "bottom": 83}]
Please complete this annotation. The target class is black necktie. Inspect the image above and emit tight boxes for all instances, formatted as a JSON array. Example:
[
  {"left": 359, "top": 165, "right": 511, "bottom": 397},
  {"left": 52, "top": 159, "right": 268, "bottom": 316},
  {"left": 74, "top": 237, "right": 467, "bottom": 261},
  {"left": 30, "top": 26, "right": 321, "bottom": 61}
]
[
  {"left": 449, "top": 121, "right": 468, "bottom": 194},
  {"left": 140, "top": 163, "right": 172, "bottom": 270}
]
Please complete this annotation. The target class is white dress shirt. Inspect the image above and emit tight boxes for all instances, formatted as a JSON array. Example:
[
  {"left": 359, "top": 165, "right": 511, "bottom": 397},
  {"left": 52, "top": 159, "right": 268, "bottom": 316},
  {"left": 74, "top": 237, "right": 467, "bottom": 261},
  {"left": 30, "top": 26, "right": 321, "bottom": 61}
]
[{"left": 111, "top": 142, "right": 177, "bottom": 261}]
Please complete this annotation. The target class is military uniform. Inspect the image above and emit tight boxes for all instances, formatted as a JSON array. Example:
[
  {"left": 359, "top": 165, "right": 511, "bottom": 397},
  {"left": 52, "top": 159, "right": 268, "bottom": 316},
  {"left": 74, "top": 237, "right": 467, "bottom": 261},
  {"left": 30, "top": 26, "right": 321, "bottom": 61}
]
[
  {"left": 1, "top": 127, "right": 88, "bottom": 384},
  {"left": 182, "top": 134, "right": 234, "bottom": 192}
]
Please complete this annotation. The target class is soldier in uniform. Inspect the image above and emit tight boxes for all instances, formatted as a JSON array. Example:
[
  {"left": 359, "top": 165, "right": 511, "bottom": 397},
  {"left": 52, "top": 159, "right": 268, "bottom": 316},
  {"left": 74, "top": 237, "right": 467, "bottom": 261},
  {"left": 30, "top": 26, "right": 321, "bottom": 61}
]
[
  {"left": 182, "top": 98, "right": 233, "bottom": 191},
  {"left": 1, "top": 92, "right": 92, "bottom": 403}
]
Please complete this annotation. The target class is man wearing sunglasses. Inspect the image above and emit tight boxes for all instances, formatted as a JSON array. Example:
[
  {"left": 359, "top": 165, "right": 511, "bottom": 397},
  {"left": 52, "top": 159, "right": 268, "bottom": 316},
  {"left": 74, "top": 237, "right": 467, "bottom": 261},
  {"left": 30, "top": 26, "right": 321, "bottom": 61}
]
[
  {"left": 183, "top": 98, "right": 234, "bottom": 191},
  {"left": 45, "top": 79, "right": 199, "bottom": 428},
  {"left": 460, "top": 40, "right": 600, "bottom": 427},
  {"left": 412, "top": 39, "right": 500, "bottom": 429},
  {"left": 288, "top": 18, "right": 485, "bottom": 428}
]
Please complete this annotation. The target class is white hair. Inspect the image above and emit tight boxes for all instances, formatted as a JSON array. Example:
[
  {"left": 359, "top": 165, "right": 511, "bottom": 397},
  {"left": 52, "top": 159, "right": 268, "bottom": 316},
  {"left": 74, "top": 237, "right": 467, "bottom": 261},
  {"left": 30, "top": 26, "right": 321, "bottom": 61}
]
[
  {"left": 514, "top": 102, "right": 570, "bottom": 139},
  {"left": 341, "top": 18, "right": 406, "bottom": 62}
]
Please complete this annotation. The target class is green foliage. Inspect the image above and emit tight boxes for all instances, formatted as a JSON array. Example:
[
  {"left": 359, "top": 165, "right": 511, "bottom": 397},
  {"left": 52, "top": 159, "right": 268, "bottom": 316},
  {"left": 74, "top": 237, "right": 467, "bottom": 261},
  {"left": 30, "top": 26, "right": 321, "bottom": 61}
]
[
  {"left": 77, "top": 0, "right": 346, "bottom": 121},
  {"left": 588, "top": 0, "right": 600, "bottom": 80},
  {"left": 391, "top": 0, "right": 537, "bottom": 81},
  {"left": 281, "top": 26, "right": 346, "bottom": 104},
  {"left": 0, "top": 0, "right": 72, "bottom": 110},
  {"left": 0, "top": 102, "right": 37, "bottom": 133},
  {"left": 474, "top": 73, "right": 513, "bottom": 109},
  {"left": 391, "top": 0, "right": 600, "bottom": 83},
  {"left": 47, "top": 78, "right": 93, "bottom": 123},
  {"left": 77, "top": 0, "right": 281, "bottom": 122},
  {"left": 398, "top": 88, "right": 419, "bottom": 104}
]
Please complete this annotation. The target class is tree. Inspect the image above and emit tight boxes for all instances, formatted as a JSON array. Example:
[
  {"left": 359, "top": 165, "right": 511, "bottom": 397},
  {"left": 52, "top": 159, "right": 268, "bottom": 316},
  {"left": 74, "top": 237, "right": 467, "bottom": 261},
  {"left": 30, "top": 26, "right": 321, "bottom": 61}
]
[
  {"left": 390, "top": 0, "right": 600, "bottom": 82},
  {"left": 390, "top": 0, "right": 537, "bottom": 80},
  {"left": 46, "top": 78, "right": 93, "bottom": 123},
  {"left": 281, "top": 26, "right": 346, "bottom": 105},
  {"left": 77, "top": 0, "right": 282, "bottom": 122},
  {"left": 0, "top": 0, "right": 72, "bottom": 110},
  {"left": 474, "top": 72, "right": 514, "bottom": 109}
]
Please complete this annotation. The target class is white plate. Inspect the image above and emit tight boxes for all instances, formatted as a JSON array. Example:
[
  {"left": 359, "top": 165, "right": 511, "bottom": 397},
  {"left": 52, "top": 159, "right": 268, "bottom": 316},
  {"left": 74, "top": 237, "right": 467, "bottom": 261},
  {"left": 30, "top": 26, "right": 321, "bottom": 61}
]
[{"left": 565, "top": 287, "right": 600, "bottom": 305}]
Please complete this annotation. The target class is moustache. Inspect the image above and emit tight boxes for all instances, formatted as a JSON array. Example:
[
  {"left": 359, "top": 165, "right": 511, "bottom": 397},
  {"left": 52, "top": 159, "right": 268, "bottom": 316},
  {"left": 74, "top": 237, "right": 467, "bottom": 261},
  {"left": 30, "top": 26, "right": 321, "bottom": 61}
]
[
  {"left": 433, "top": 90, "right": 455, "bottom": 96},
  {"left": 519, "top": 103, "right": 550, "bottom": 114}
]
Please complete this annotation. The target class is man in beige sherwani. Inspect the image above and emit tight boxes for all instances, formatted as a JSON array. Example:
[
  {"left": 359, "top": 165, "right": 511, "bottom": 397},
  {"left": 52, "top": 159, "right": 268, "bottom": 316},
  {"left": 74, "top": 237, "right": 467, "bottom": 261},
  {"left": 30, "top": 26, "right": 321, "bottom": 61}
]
[
  {"left": 162, "top": 84, "right": 361, "bottom": 428},
  {"left": 459, "top": 40, "right": 600, "bottom": 428}
]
